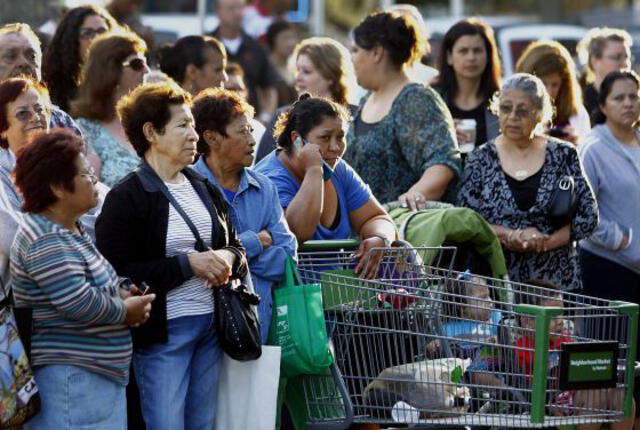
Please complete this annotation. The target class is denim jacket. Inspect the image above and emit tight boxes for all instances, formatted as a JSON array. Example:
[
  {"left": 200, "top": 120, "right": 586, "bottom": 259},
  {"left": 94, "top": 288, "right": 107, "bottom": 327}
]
[{"left": 193, "top": 158, "right": 297, "bottom": 341}]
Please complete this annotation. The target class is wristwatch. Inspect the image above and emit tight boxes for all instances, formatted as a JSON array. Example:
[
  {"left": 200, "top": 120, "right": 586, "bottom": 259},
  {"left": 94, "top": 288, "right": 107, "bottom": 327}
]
[{"left": 368, "top": 233, "right": 391, "bottom": 247}]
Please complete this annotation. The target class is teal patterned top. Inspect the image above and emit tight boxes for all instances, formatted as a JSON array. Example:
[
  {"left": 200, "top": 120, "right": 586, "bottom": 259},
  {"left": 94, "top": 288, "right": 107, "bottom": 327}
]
[
  {"left": 344, "top": 83, "right": 461, "bottom": 204},
  {"left": 77, "top": 118, "right": 140, "bottom": 187}
]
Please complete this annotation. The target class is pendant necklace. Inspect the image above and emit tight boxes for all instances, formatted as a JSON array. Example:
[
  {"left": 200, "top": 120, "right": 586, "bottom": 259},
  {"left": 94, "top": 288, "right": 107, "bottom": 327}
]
[{"left": 514, "top": 169, "right": 528, "bottom": 179}]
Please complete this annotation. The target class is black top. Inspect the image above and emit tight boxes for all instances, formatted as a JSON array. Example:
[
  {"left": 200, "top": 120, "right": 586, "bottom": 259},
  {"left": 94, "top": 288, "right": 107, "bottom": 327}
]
[
  {"left": 582, "top": 83, "right": 599, "bottom": 126},
  {"left": 449, "top": 102, "right": 488, "bottom": 148},
  {"left": 504, "top": 168, "right": 543, "bottom": 212},
  {"left": 210, "top": 28, "right": 276, "bottom": 113},
  {"left": 95, "top": 162, "right": 248, "bottom": 348}
]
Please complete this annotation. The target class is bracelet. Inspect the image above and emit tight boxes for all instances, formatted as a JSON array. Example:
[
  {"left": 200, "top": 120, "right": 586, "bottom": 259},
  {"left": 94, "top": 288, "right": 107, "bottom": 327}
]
[
  {"left": 367, "top": 233, "right": 391, "bottom": 247},
  {"left": 506, "top": 229, "right": 516, "bottom": 243}
]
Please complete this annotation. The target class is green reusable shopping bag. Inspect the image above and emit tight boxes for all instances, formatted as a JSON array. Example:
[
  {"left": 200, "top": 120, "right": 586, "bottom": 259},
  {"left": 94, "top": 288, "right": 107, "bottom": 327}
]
[{"left": 268, "top": 257, "right": 334, "bottom": 378}]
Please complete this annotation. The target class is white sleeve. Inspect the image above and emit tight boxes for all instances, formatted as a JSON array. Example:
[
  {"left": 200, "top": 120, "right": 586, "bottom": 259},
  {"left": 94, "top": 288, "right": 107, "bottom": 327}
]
[{"left": 569, "top": 104, "right": 592, "bottom": 144}]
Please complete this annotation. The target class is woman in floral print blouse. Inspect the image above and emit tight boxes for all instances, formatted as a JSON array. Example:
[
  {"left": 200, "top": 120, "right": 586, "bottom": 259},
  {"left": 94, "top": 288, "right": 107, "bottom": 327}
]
[
  {"left": 345, "top": 11, "right": 461, "bottom": 209},
  {"left": 457, "top": 73, "right": 598, "bottom": 291}
]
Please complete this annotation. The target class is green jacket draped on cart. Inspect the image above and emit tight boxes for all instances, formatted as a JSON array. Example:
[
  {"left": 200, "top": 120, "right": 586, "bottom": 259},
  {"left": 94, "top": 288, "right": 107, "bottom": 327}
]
[{"left": 386, "top": 205, "right": 508, "bottom": 279}]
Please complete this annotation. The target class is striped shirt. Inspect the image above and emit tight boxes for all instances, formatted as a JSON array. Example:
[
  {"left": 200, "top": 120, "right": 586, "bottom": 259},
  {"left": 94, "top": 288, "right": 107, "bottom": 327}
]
[
  {"left": 10, "top": 213, "right": 131, "bottom": 385},
  {"left": 165, "top": 178, "right": 213, "bottom": 320}
]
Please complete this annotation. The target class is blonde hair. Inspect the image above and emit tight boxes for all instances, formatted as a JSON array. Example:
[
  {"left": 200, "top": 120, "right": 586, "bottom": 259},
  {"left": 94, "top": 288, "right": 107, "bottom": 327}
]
[
  {"left": 516, "top": 40, "right": 582, "bottom": 125},
  {"left": 577, "top": 27, "right": 632, "bottom": 84},
  {"left": 293, "top": 37, "right": 352, "bottom": 106}
]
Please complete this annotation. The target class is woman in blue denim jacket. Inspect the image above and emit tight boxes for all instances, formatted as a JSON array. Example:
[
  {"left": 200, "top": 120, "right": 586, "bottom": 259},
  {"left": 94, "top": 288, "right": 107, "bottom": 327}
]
[{"left": 192, "top": 87, "right": 297, "bottom": 343}]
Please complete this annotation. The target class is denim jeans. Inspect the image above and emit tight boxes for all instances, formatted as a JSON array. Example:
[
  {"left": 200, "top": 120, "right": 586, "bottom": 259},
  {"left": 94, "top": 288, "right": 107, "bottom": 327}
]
[
  {"left": 133, "top": 313, "right": 222, "bottom": 430},
  {"left": 26, "top": 365, "right": 126, "bottom": 430}
]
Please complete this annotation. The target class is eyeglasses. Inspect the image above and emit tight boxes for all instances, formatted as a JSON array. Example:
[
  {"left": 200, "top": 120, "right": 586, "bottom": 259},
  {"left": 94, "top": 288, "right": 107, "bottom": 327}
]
[
  {"left": 14, "top": 106, "right": 49, "bottom": 123},
  {"left": 498, "top": 104, "right": 533, "bottom": 119},
  {"left": 78, "top": 27, "right": 108, "bottom": 40},
  {"left": 604, "top": 53, "right": 630, "bottom": 62},
  {"left": 78, "top": 168, "right": 98, "bottom": 185},
  {"left": 122, "top": 57, "right": 147, "bottom": 72}
]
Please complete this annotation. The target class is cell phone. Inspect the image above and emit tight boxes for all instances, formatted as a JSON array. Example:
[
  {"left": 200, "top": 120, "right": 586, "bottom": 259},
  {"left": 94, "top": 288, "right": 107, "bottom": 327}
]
[
  {"left": 295, "top": 137, "right": 334, "bottom": 180},
  {"left": 138, "top": 282, "right": 153, "bottom": 296},
  {"left": 548, "top": 126, "right": 569, "bottom": 139}
]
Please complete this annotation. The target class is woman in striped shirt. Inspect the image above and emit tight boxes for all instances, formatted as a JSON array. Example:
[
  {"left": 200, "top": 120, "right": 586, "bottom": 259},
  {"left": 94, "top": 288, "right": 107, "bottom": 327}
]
[
  {"left": 95, "top": 82, "right": 248, "bottom": 430},
  {"left": 10, "top": 130, "right": 154, "bottom": 429}
]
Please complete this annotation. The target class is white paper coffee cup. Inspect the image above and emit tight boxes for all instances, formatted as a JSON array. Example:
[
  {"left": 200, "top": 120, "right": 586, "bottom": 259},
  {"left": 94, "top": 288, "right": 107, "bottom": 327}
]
[{"left": 457, "top": 119, "right": 477, "bottom": 154}]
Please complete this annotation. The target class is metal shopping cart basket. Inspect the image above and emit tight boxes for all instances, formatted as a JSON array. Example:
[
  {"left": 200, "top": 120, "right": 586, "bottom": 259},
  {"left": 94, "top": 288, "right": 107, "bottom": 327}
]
[{"left": 292, "top": 240, "right": 639, "bottom": 429}]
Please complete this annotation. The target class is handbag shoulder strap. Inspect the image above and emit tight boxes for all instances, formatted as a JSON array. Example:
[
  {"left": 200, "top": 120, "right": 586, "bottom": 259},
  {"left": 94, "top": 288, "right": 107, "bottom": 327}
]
[{"left": 159, "top": 184, "right": 209, "bottom": 252}]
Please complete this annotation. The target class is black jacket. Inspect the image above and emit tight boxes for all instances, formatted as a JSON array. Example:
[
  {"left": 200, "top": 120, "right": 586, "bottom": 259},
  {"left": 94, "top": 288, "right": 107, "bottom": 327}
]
[{"left": 95, "top": 162, "right": 247, "bottom": 348}]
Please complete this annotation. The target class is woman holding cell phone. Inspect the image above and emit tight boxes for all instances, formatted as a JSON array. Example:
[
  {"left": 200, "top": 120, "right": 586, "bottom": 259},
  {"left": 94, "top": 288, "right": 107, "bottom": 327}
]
[{"left": 434, "top": 18, "right": 502, "bottom": 155}]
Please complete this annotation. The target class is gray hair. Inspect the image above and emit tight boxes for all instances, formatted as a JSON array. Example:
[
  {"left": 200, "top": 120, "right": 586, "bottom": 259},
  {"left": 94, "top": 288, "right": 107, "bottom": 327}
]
[{"left": 490, "top": 73, "right": 554, "bottom": 126}]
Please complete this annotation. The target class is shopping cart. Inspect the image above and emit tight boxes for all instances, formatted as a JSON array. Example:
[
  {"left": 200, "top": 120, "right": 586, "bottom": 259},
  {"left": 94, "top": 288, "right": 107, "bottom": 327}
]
[{"left": 293, "top": 240, "right": 639, "bottom": 429}]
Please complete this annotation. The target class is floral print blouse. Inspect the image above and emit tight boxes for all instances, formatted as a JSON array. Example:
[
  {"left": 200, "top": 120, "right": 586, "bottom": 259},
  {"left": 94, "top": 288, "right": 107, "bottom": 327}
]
[
  {"left": 77, "top": 118, "right": 140, "bottom": 187},
  {"left": 456, "top": 138, "right": 598, "bottom": 291},
  {"left": 344, "top": 83, "right": 461, "bottom": 204}
]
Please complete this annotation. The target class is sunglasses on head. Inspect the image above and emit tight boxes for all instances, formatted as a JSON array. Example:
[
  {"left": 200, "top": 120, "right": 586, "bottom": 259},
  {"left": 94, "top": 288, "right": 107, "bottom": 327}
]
[{"left": 122, "top": 57, "right": 147, "bottom": 72}]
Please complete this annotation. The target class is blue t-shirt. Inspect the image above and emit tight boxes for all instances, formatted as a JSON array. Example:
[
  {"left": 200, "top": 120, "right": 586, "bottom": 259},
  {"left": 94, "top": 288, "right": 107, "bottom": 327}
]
[{"left": 254, "top": 151, "right": 372, "bottom": 240}]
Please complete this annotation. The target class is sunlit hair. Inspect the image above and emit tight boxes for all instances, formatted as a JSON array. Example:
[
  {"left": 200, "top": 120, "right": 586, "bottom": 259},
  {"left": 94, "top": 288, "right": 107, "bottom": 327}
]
[
  {"left": 71, "top": 32, "right": 147, "bottom": 121},
  {"left": 294, "top": 37, "right": 352, "bottom": 106},
  {"left": 192, "top": 88, "right": 254, "bottom": 156},
  {"left": 353, "top": 10, "right": 427, "bottom": 69},
  {"left": 117, "top": 81, "right": 191, "bottom": 157},
  {"left": 489, "top": 73, "right": 554, "bottom": 127},
  {"left": 0, "top": 77, "right": 51, "bottom": 149},
  {"left": 577, "top": 27, "right": 632, "bottom": 84},
  {"left": 273, "top": 93, "right": 350, "bottom": 154},
  {"left": 516, "top": 40, "right": 582, "bottom": 125}
]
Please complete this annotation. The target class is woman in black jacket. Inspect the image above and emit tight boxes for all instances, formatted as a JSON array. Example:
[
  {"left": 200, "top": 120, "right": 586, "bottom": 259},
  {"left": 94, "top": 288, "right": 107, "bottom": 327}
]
[{"left": 95, "top": 81, "right": 247, "bottom": 430}]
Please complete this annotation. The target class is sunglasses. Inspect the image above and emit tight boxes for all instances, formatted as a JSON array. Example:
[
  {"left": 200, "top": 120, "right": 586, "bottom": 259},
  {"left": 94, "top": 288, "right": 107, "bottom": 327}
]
[
  {"left": 498, "top": 104, "right": 533, "bottom": 119},
  {"left": 122, "top": 57, "right": 147, "bottom": 72},
  {"left": 78, "top": 27, "right": 108, "bottom": 40},
  {"left": 14, "top": 106, "right": 49, "bottom": 123}
]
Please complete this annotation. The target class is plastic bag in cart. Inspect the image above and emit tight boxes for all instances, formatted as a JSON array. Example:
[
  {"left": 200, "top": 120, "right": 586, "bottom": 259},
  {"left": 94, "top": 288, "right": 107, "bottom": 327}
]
[{"left": 363, "top": 358, "right": 472, "bottom": 422}]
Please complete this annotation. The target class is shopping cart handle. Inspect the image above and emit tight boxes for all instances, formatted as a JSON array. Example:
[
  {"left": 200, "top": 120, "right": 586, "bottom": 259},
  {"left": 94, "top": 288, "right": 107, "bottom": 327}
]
[{"left": 300, "top": 239, "right": 361, "bottom": 251}]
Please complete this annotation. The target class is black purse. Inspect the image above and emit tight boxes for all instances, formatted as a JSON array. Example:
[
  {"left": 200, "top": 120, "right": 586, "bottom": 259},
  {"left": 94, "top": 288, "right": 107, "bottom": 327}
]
[
  {"left": 548, "top": 175, "right": 577, "bottom": 228},
  {"left": 155, "top": 171, "right": 262, "bottom": 361},
  {"left": 214, "top": 279, "right": 262, "bottom": 361}
]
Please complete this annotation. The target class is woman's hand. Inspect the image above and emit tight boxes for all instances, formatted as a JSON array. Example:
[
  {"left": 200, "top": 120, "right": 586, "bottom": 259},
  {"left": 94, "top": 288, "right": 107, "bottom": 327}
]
[
  {"left": 124, "top": 294, "right": 155, "bottom": 327},
  {"left": 188, "top": 250, "right": 234, "bottom": 287},
  {"left": 297, "top": 142, "right": 324, "bottom": 172},
  {"left": 516, "top": 227, "right": 549, "bottom": 253},
  {"left": 562, "top": 126, "right": 579, "bottom": 146},
  {"left": 257, "top": 229, "right": 273, "bottom": 249},
  {"left": 398, "top": 188, "right": 427, "bottom": 211},
  {"left": 355, "top": 236, "right": 386, "bottom": 279}
]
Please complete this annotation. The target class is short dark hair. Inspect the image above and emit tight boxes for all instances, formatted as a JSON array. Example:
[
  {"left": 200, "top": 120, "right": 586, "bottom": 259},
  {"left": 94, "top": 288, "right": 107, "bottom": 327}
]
[
  {"left": 273, "top": 94, "right": 350, "bottom": 154},
  {"left": 158, "top": 35, "right": 226, "bottom": 85},
  {"left": 265, "top": 21, "right": 296, "bottom": 51},
  {"left": 192, "top": 88, "right": 254, "bottom": 155},
  {"left": 352, "top": 11, "right": 425, "bottom": 68},
  {"left": 14, "top": 129, "right": 83, "bottom": 213},
  {"left": 592, "top": 70, "right": 640, "bottom": 125},
  {"left": 436, "top": 18, "right": 501, "bottom": 106},
  {"left": 0, "top": 77, "right": 51, "bottom": 149},
  {"left": 117, "top": 81, "right": 192, "bottom": 157}
]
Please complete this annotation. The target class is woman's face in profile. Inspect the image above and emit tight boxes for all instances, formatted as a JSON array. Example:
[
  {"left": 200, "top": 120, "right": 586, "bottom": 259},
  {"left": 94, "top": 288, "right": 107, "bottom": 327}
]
[{"left": 600, "top": 78, "right": 640, "bottom": 128}]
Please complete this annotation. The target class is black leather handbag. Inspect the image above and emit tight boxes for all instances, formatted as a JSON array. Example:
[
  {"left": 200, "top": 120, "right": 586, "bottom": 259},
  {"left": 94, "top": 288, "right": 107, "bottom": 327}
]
[
  {"left": 214, "top": 279, "right": 262, "bottom": 361},
  {"left": 548, "top": 175, "right": 577, "bottom": 228}
]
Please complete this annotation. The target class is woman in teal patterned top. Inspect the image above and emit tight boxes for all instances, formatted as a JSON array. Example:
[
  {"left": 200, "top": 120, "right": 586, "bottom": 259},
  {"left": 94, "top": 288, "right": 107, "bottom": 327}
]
[
  {"left": 345, "top": 11, "right": 461, "bottom": 208},
  {"left": 71, "top": 32, "right": 149, "bottom": 187}
]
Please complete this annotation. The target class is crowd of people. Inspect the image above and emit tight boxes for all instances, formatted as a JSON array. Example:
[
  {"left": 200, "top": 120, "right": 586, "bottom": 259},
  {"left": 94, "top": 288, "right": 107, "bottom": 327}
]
[{"left": 0, "top": 1, "right": 639, "bottom": 428}]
